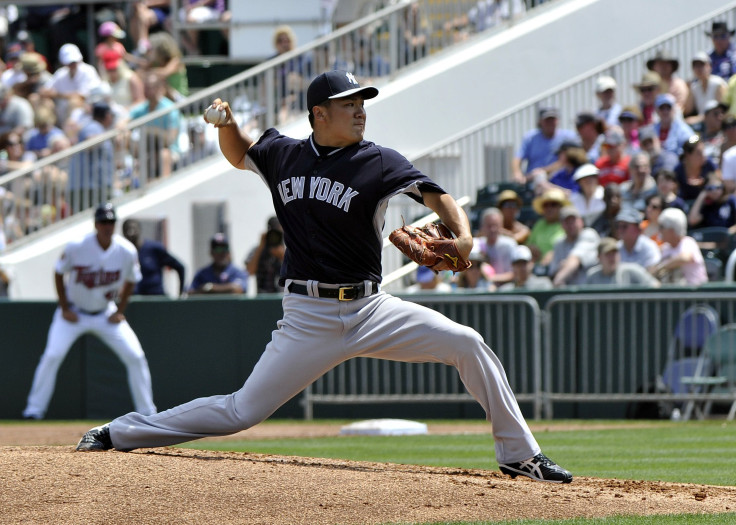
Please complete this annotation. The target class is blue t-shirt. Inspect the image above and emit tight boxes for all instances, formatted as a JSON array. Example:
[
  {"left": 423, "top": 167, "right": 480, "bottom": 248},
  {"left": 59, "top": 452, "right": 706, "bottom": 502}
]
[
  {"left": 516, "top": 128, "right": 578, "bottom": 173},
  {"left": 129, "top": 97, "right": 181, "bottom": 153},
  {"left": 136, "top": 240, "right": 185, "bottom": 295},
  {"left": 548, "top": 167, "right": 580, "bottom": 193},
  {"left": 245, "top": 129, "right": 445, "bottom": 284},
  {"left": 189, "top": 263, "right": 248, "bottom": 293},
  {"left": 698, "top": 195, "right": 736, "bottom": 229}
]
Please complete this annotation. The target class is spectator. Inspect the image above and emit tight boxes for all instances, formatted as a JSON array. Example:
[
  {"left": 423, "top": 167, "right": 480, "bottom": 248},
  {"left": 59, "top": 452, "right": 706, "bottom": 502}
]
[
  {"left": 653, "top": 94, "right": 695, "bottom": 156},
  {"left": 129, "top": 72, "right": 181, "bottom": 178},
  {"left": 444, "top": 0, "right": 525, "bottom": 41},
  {"left": 496, "top": 189, "right": 530, "bottom": 244},
  {"left": 176, "top": 0, "right": 230, "bottom": 56},
  {"left": 595, "top": 75, "right": 622, "bottom": 128},
  {"left": 574, "top": 111, "right": 604, "bottom": 163},
  {"left": 270, "top": 25, "right": 312, "bottom": 121},
  {"left": 641, "top": 193, "right": 664, "bottom": 246},
  {"left": 40, "top": 43, "right": 101, "bottom": 127},
  {"left": 95, "top": 21, "right": 133, "bottom": 76},
  {"left": 0, "top": 83, "right": 34, "bottom": 136},
  {"left": 122, "top": 218, "right": 186, "bottom": 296},
  {"left": 615, "top": 207, "right": 661, "bottom": 271},
  {"left": 144, "top": 31, "right": 189, "bottom": 101},
  {"left": 697, "top": 100, "right": 727, "bottom": 166},
  {"left": 720, "top": 115, "right": 736, "bottom": 193},
  {"left": 634, "top": 71, "right": 661, "bottom": 126},
  {"left": 684, "top": 51, "right": 727, "bottom": 127},
  {"left": 12, "top": 52, "right": 52, "bottom": 110},
  {"left": 1, "top": 131, "right": 35, "bottom": 174},
  {"left": 585, "top": 237, "right": 660, "bottom": 287},
  {"left": 638, "top": 125, "right": 678, "bottom": 177},
  {"left": 498, "top": 245, "right": 552, "bottom": 291},
  {"left": 549, "top": 206, "right": 600, "bottom": 287},
  {"left": 595, "top": 128, "right": 630, "bottom": 186},
  {"left": 591, "top": 182, "right": 622, "bottom": 238},
  {"left": 569, "top": 163, "right": 605, "bottom": 226},
  {"left": 687, "top": 173, "right": 736, "bottom": 232},
  {"left": 244, "top": 216, "right": 285, "bottom": 294},
  {"left": 405, "top": 265, "right": 453, "bottom": 293},
  {"left": 512, "top": 106, "right": 577, "bottom": 184},
  {"left": 527, "top": 188, "right": 567, "bottom": 267},
  {"left": 129, "top": 1, "right": 172, "bottom": 56},
  {"left": 454, "top": 244, "right": 495, "bottom": 292},
  {"left": 399, "top": 1, "right": 429, "bottom": 66},
  {"left": 675, "top": 135, "right": 717, "bottom": 201},
  {"left": 651, "top": 207, "right": 708, "bottom": 285},
  {"left": 24, "top": 105, "right": 65, "bottom": 159},
  {"left": 101, "top": 52, "right": 145, "bottom": 115},
  {"left": 655, "top": 169, "right": 688, "bottom": 212},
  {"left": 706, "top": 21, "right": 736, "bottom": 81},
  {"left": 541, "top": 142, "right": 586, "bottom": 194},
  {"left": 646, "top": 49, "right": 688, "bottom": 113},
  {"left": 189, "top": 233, "right": 248, "bottom": 295},
  {"left": 477, "top": 207, "right": 516, "bottom": 286},
  {"left": 620, "top": 152, "right": 657, "bottom": 212},
  {"left": 618, "top": 105, "right": 643, "bottom": 156}
]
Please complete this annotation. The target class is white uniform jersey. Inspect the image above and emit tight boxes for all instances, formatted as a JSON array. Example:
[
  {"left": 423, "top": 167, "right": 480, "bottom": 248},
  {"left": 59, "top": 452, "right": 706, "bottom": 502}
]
[{"left": 56, "top": 232, "right": 141, "bottom": 312}]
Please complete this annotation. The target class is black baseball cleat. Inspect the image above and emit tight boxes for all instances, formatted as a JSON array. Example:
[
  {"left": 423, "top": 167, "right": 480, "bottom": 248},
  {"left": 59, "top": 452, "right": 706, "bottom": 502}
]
[
  {"left": 76, "top": 424, "right": 113, "bottom": 451},
  {"left": 499, "top": 453, "right": 573, "bottom": 483}
]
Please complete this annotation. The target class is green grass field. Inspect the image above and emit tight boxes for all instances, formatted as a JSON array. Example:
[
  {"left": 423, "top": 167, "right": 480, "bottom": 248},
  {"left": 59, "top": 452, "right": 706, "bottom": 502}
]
[{"left": 178, "top": 419, "right": 736, "bottom": 525}]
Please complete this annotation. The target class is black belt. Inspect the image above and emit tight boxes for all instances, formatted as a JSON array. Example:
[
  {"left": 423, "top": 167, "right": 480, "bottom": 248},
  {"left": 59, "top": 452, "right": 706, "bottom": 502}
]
[
  {"left": 287, "top": 282, "right": 379, "bottom": 301},
  {"left": 78, "top": 308, "right": 105, "bottom": 315}
]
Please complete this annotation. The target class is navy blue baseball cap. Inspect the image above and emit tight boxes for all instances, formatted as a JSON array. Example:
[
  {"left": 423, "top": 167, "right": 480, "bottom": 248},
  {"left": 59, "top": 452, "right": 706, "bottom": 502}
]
[
  {"left": 306, "top": 70, "right": 378, "bottom": 116},
  {"left": 94, "top": 202, "right": 116, "bottom": 222}
]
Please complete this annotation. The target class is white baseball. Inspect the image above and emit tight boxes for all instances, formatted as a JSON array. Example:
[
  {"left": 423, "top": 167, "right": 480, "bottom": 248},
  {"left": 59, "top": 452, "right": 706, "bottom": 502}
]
[{"left": 204, "top": 105, "right": 227, "bottom": 126}]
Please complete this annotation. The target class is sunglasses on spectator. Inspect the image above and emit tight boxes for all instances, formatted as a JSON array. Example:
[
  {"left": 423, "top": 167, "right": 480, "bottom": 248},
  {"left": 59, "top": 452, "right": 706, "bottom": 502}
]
[
  {"left": 705, "top": 184, "right": 724, "bottom": 190},
  {"left": 639, "top": 86, "right": 656, "bottom": 93},
  {"left": 714, "top": 33, "right": 730, "bottom": 40}
]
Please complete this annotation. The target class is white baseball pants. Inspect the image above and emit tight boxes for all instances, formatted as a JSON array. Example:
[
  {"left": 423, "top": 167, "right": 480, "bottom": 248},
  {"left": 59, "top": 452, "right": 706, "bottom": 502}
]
[
  {"left": 24, "top": 306, "right": 157, "bottom": 419},
  {"left": 110, "top": 291, "right": 540, "bottom": 464}
]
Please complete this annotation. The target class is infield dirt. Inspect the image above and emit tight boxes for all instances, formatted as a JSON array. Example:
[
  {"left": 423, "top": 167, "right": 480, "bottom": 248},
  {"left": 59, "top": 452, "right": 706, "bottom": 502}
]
[{"left": 2, "top": 422, "right": 734, "bottom": 524}]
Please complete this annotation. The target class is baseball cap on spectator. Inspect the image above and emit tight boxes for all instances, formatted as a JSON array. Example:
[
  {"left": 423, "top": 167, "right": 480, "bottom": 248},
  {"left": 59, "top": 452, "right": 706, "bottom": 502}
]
[
  {"left": 655, "top": 93, "right": 676, "bottom": 109},
  {"left": 20, "top": 52, "right": 46, "bottom": 75},
  {"left": 210, "top": 233, "right": 230, "bottom": 250},
  {"left": 704, "top": 99, "right": 728, "bottom": 114},
  {"left": 597, "top": 237, "right": 619, "bottom": 255},
  {"left": 573, "top": 163, "right": 600, "bottom": 181},
  {"left": 603, "top": 129, "right": 625, "bottom": 146},
  {"left": 99, "top": 21, "right": 126, "bottom": 39},
  {"left": 575, "top": 111, "right": 597, "bottom": 128},
  {"left": 101, "top": 49, "right": 122, "bottom": 71},
  {"left": 560, "top": 205, "right": 581, "bottom": 220},
  {"left": 638, "top": 125, "right": 657, "bottom": 142},
  {"left": 497, "top": 189, "right": 522, "bottom": 208},
  {"left": 634, "top": 71, "right": 661, "bottom": 89},
  {"left": 691, "top": 51, "right": 711, "bottom": 65},
  {"left": 595, "top": 75, "right": 617, "bottom": 92},
  {"left": 615, "top": 207, "right": 642, "bottom": 224},
  {"left": 618, "top": 105, "right": 642, "bottom": 122},
  {"left": 512, "top": 245, "right": 533, "bottom": 263},
  {"left": 17, "top": 30, "right": 31, "bottom": 43},
  {"left": 59, "top": 43, "right": 83, "bottom": 65},
  {"left": 555, "top": 138, "right": 582, "bottom": 154},
  {"left": 307, "top": 70, "right": 378, "bottom": 117},
  {"left": 538, "top": 106, "right": 559, "bottom": 120},
  {"left": 94, "top": 202, "right": 116, "bottom": 222}
]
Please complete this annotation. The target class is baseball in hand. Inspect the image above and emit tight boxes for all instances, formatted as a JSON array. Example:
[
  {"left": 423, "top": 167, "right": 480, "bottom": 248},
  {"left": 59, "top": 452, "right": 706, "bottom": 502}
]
[{"left": 204, "top": 105, "right": 227, "bottom": 126}]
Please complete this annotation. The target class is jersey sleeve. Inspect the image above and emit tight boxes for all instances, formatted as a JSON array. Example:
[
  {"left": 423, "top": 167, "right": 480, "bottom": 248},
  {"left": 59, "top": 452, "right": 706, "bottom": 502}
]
[
  {"left": 55, "top": 244, "right": 73, "bottom": 274},
  {"left": 379, "top": 146, "right": 445, "bottom": 204},
  {"left": 244, "top": 128, "right": 285, "bottom": 179}
]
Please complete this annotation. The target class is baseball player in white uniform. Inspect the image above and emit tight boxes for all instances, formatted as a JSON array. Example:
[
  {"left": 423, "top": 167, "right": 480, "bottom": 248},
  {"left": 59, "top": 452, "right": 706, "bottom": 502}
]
[{"left": 23, "top": 203, "right": 156, "bottom": 419}]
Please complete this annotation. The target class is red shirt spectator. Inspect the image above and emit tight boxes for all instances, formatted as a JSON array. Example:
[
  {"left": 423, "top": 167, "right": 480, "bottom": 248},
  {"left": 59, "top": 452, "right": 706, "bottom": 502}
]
[{"left": 596, "top": 129, "right": 631, "bottom": 186}]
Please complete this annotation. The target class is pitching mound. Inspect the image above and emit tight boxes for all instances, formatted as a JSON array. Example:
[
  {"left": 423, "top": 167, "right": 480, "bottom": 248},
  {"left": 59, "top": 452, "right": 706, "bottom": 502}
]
[{"left": 2, "top": 423, "right": 734, "bottom": 524}]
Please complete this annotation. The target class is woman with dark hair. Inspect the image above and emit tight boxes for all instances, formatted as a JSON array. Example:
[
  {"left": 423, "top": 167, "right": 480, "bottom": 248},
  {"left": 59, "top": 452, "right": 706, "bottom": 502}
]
[
  {"left": 687, "top": 172, "right": 736, "bottom": 231},
  {"left": 674, "top": 135, "right": 717, "bottom": 201}
]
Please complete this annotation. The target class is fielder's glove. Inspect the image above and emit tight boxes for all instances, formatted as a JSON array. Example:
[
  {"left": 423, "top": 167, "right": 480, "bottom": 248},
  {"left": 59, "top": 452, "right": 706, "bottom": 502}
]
[{"left": 389, "top": 221, "right": 471, "bottom": 273}]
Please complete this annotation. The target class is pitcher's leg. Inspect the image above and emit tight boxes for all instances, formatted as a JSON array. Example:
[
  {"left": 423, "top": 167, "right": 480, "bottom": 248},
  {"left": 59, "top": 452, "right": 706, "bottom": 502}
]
[
  {"left": 24, "top": 311, "right": 82, "bottom": 418},
  {"left": 352, "top": 294, "right": 539, "bottom": 464},
  {"left": 112, "top": 298, "right": 347, "bottom": 450},
  {"left": 98, "top": 321, "right": 157, "bottom": 415}
]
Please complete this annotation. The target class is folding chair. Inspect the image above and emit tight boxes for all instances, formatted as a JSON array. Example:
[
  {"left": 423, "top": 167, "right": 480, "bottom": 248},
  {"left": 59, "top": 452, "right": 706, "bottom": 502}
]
[
  {"left": 682, "top": 324, "right": 736, "bottom": 421},
  {"left": 657, "top": 305, "right": 720, "bottom": 417}
]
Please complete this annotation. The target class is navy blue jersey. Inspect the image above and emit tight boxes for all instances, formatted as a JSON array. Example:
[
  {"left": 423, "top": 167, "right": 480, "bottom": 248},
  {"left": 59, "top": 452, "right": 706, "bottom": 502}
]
[
  {"left": 189, "top": 263, "right": 248, "bottom": 293},
  {"left": 246, "top": 129, "right": 445, "bottom": 284},
  {"left": 135, "top": 240, "right": 185, "bottom": 295}
]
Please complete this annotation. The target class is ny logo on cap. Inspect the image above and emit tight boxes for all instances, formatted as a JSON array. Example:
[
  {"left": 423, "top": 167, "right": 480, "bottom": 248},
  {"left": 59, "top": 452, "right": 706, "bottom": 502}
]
[{"left": 345, "top": 72, "right": 358, "bottom": 85}]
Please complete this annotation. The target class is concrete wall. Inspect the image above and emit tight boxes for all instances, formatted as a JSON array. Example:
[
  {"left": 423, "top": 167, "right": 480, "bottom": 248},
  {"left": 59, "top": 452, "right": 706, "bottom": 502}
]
[{"left": 2, "top": 0, "right": 733, "bottom": 298}]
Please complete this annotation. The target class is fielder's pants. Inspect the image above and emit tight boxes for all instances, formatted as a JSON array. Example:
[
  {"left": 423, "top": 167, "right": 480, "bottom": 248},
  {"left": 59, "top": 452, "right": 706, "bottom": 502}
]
[{"left": 111, "top": 291, "right": 540, "bottom": 464}]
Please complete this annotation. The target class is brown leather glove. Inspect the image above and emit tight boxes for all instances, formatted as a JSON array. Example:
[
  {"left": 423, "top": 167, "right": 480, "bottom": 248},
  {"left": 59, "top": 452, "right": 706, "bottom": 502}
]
[{"left": 389, "top": 222, "right": 471, "bottom": 273}]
